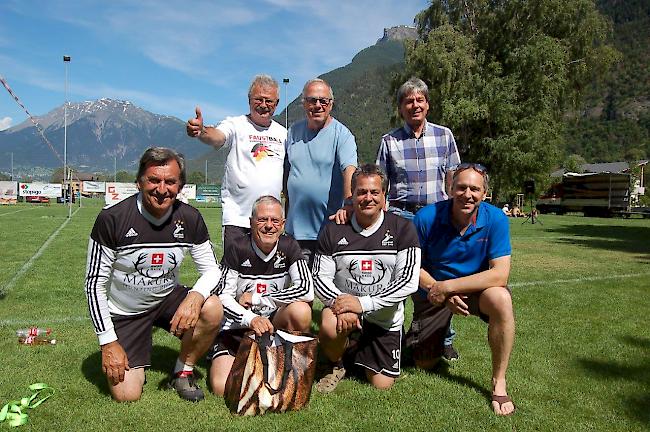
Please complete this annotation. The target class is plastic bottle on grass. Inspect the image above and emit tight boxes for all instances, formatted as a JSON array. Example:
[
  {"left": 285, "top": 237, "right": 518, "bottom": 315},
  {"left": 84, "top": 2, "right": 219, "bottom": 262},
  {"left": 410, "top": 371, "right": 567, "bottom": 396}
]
[
  {"left": 16, "top": 327, "right": 52, "bottom": 337},
  {"left": 18, "top": 336, "right": 57, "bottom": 345}
]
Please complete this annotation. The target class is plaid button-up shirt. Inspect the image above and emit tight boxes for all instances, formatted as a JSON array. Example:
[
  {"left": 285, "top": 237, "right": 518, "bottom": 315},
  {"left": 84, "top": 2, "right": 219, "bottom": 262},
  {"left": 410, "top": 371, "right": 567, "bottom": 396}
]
[{"left": 376, "top": 121, "right": 461, "bottom": 206}]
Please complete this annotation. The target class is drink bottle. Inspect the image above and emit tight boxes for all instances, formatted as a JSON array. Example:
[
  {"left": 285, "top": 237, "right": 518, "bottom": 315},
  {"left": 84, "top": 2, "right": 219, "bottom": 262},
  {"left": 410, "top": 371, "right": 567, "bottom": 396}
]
[{"left": 16, "top": 327, "right": 52, "bottom": 337}]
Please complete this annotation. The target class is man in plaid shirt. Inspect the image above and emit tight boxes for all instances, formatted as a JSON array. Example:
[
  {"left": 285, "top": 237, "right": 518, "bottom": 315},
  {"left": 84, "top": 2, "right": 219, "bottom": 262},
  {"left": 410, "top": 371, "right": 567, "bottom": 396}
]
[{"left": 376, "top": 76, "right": 461, "bottom": 361}]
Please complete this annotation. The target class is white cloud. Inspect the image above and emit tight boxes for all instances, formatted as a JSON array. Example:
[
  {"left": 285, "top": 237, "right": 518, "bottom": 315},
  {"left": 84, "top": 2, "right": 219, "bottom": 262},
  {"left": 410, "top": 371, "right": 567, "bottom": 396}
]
[{"left": 0, "top": 117, "right": 12, "bottom": 130}]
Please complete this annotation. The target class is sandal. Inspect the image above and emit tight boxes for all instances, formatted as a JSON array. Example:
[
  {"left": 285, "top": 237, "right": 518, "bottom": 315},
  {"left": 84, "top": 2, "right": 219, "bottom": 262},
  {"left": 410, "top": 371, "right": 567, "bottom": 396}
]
[
  {"left": 315, "top": 366, "right": 346, "bottom": 394},
  {"left": 492, "top": 394, "right": 516, "bottom": 416}
]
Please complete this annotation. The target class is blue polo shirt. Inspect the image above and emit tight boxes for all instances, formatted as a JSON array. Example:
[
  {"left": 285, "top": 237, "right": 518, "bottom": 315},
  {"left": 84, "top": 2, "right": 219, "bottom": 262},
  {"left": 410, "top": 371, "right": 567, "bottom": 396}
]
[{"left": 414, "top": 199, "right": 511, "bottom": 282}]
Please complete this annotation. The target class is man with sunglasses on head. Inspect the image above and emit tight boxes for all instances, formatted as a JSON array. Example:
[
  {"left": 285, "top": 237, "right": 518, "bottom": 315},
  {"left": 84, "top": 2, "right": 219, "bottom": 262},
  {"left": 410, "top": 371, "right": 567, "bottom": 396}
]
[
  {"left": 284, "top": 78, "right": 358, "bottom": 267},
  {"left": 186, "top": 74, "right": 286, "bottom": 252},
  {"left": 376, "top": 77, "right": 462, "bottom": 361},
  {"left": 207, "top": 195, "right": 313, "bottom": 396},
  {"left": 407, "top": 163, "right": 516, "bottom": 416}
]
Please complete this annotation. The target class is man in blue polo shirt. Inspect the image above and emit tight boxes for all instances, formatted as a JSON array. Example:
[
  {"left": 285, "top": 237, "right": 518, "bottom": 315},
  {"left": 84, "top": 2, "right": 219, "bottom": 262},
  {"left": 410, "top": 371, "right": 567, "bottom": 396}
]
[{"left": 406, "top": 163, "right": 516, "bottom": 416}]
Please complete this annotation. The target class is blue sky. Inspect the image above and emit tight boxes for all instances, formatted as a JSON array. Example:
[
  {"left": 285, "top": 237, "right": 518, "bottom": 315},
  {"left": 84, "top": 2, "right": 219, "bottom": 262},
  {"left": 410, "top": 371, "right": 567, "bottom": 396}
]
[{"left": 0, "top": 0, "right": 428, "bottom": 131}]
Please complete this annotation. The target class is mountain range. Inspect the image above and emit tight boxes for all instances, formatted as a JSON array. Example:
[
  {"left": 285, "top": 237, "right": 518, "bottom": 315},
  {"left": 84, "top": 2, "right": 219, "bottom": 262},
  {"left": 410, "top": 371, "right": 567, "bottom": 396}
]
[{"left": 0, "top": 98, "right": 204, "bottom": 174}]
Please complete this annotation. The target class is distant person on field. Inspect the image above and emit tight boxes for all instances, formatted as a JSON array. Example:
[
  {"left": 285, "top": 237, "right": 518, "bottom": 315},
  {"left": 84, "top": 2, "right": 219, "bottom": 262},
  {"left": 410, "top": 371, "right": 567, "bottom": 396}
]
[
  {"left": 406, "top": 163, "right": 516, "bottom": 416},
  {"left": 283, "top": 78, "right": 358, "bottom": 267},
  {"left": 511, "top": 204, "right": 524, "bottom": 218},
  {"left": 502, "top": 203, "right": 511, "bottom": 216},
  {"left": 313, "top": 164, "right": 420, "bottom": 392},
  {"left": 376, "top": 76, "right": 462, "bottom": 362},
  {"left": 207, "top": 195, "right": 313, "bottom": 395},
  {"left": 186, "top": 74, "right": 287, "bottom": 252},
  {"left": 84, "top": 147, "right": 223, "bottom": 402}
]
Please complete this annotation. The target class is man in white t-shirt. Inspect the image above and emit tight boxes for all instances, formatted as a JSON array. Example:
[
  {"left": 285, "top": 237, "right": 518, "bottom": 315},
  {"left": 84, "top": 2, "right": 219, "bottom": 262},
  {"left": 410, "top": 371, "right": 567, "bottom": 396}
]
[{"left": 187, "top": 75, "right": 287, "bottom": 251}]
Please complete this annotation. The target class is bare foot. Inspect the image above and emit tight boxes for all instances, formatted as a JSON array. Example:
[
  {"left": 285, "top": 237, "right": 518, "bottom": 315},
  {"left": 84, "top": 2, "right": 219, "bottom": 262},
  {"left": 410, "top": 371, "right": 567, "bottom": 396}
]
[{"left": 492, "top": 378, "right": 515, "bottom": 416}]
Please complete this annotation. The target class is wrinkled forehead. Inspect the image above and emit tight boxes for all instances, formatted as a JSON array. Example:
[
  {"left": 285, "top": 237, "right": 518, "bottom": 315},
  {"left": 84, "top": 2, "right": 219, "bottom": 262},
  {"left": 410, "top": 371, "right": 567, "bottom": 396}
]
[{"left": 304, "top": 82, "right": 330, "bottom": 97}]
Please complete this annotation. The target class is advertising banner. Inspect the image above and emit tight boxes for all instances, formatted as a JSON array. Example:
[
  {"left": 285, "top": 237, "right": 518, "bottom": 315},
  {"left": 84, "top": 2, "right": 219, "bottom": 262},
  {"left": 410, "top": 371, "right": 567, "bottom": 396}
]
[
  {"left": 18, "top": 183, "right": 62, "bottom": 198},
  {"left": 82, "top": 181, "right": 106, "bottom": 193},
  {"left": 196, "top": 184, "right": 221, "bottom": 203},
  {"left": 105, "top": 182, "right": 139, "bottom": 205},
  {"left": 177, "top": 184, "right": 197, "bottom": 203},
  {"left": 0, "top": 181, "right": 17, "bottom": 204}
]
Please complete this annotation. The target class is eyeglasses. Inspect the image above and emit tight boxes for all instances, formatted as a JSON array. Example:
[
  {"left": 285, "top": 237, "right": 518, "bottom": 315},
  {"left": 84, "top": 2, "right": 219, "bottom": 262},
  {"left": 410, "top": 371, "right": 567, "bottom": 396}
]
[
  {"left": 304, "top": 96, "right": 332, "bottom": 107},
  {"left": 252, "top": 97, "right": 278, "bottom": 106},
  {"left": 254, "top": 216, "right": 284, "bottom": 226},
  {"left": 453, "top": 162, "right": 487, "bottom": 178}
]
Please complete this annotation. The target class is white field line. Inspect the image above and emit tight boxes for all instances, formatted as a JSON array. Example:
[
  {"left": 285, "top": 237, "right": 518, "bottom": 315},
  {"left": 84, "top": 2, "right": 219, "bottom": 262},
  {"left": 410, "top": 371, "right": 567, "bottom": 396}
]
[
  {"left": 0, "top": 207, "right": 80, "bottom": 296},
  {"left": 509, "top": 271, "right": 650, "bottom": 288},
  {"left": 0, "top": 207, "right": 34, "bottom": 217},
  {"left": 1, "top": 270, "right": 648, "bottom": 327}
]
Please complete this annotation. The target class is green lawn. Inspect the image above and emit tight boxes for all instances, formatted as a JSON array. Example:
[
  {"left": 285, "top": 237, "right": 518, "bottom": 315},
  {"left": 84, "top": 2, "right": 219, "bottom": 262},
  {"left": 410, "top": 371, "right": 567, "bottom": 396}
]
[{"left": 1, "top": 200, "right": 649, "bottom": 431}]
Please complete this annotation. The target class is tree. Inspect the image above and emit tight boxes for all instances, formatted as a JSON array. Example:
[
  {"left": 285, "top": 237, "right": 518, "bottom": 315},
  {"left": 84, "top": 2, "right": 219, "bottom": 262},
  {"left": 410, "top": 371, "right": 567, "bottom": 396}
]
[
  {"left": 564, "top": 154, "right": 587, "bottom": 173},
  {"left": 398, "top": 0, "right": 619, "bottom": 199},
  {"left": 187, "top": 171, "right": 206, "bottom": 185},
  {"left": 115, "top": 170, "right": 134, "bottom": 183},
  {"left": 0, "top": 173, "right": 10, "bottom": 181}
]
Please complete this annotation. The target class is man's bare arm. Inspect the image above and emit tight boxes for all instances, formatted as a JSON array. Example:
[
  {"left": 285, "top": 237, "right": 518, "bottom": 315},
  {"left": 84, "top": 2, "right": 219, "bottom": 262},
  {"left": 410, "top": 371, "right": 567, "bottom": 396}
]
[{"left": 186, "top": 106, "right": 227, "bottom": 149}]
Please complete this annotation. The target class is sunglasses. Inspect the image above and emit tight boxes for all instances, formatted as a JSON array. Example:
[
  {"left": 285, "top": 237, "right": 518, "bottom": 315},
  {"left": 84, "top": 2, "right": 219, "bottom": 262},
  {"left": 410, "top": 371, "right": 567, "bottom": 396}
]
[
  {"left": 304, "top": 97, "right": 332, "bottom": 107},
  {"left": 454, "top": 162, "right": 487, "bottom": 177}
]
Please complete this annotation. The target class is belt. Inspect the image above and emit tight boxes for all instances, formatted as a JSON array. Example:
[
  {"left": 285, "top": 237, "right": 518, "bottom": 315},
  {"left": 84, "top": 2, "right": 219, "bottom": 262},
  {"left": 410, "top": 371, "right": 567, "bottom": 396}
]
[{"left": 390, "top": 201, "right": 426, "bottom": 213}]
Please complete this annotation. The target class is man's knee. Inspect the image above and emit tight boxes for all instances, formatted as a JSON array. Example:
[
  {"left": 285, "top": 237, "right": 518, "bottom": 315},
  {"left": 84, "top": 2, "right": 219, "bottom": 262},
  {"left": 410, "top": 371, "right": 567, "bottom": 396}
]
[
  {"left": 108, "top": 370, "right": 145, "bottom": 402},
  {"left": 319, "top": 308, "right": 338, "bottom": 339},
  {"left": 199, "top": 295, "right": 223, "bottom": 328},
  {"left": 366, "top": 370, "right": 395, "bottom": 390},
  {"left": 282, "top": 301, "right": 312, "bottom": 332},
  {"left": 479, "top": 287, "right": 513, "bottom": 319}
]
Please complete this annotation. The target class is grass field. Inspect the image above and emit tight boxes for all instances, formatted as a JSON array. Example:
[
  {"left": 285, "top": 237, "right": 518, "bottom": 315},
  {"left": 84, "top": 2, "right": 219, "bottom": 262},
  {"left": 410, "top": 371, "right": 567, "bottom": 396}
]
[{"left": 1, "top": 199, "right": 649, "bottom": 431}]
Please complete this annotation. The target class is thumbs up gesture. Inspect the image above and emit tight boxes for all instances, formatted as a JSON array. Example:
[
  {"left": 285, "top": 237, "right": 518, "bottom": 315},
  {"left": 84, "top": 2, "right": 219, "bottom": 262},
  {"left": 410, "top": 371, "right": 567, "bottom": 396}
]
[{"left": 186, "top": 106, "right": 204, "bottom": 137}]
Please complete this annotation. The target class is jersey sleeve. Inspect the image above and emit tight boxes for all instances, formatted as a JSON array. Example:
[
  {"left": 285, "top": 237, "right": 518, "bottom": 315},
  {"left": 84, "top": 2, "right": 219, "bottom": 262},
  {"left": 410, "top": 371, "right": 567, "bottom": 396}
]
[
  {"left": 84, "top": 211, "right": 118, "bottom": 345},
  {"left": 216, "top": 246, "right": 258, "bottom": 327},
  {"left": 313, "top": 225, "right": 342, "bottom": 306},
  {"left": 189, "top": 240, "right": 221, "bottom": 299}
]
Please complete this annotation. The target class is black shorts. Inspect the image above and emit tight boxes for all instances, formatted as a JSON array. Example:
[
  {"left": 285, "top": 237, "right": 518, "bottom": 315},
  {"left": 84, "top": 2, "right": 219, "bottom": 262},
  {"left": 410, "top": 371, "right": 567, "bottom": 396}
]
[
  {"left": 206, "top": 328, "right": 250, "bottom": 360},
  {"left": 111, "top": 284, "right": 189, "bottom": 369},
  {"left": 222, "top": 225, "right": 250, "bottom": 255},
  {"left": 350, "top": 320, "right": 402, "bottom": 378},
  {"left": 405, "top": 288, "right": 512, "bottom": 360}
]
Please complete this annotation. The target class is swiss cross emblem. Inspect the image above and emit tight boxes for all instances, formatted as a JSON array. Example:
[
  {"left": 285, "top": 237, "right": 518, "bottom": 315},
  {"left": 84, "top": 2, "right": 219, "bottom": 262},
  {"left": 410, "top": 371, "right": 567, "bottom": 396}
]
[
  {"left": 361, "top": 260, "right": 373, "bottom": 272},
  {"left": 151, "top": 253, "right": 164, "bottom": 265},
  {"left": 256, "top": 283, "right": 267, "bottom": 294}
]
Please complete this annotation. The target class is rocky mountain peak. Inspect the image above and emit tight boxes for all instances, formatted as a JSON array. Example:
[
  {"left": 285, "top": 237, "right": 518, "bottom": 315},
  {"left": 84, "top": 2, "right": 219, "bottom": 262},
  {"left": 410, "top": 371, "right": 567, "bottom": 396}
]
[{"left": 378, "top": 25, "right": 418, "bottom": 43}]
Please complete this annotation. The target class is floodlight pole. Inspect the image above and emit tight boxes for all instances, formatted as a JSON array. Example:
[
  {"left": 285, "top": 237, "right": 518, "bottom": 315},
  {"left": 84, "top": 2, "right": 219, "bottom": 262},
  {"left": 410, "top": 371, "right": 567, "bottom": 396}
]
[
  {"left": 283, "top": 78, "right": 289, "bottom": 130},
  {"left": 10, "top": 152, "right": 13, "bottom": 181},
  {"left": 114, "top": 155, "right": 117, "bottom": 182},
  {"left": 205, "top": 160, "right": 208, "bottom": 184},
  {"left": 63, "top": 55, "right": 71, "bottom": 218}
]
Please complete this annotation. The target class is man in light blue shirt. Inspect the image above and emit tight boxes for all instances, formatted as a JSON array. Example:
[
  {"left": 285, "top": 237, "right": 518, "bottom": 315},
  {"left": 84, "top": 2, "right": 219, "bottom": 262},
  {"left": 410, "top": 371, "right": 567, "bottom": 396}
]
[{"left": 284, "top": 78, "right": 358, "bottom": 266}]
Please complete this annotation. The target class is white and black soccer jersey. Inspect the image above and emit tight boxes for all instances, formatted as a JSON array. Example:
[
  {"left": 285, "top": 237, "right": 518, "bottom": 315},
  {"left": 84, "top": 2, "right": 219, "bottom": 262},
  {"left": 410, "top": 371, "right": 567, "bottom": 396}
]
[
  {"left": 216, "top": 235, "right": 313, "bottom": 331},
  {"left": 85, "top": 194, "right": 221, "bottom": 345},
  {"left": 313, "top": 211, "right": 421, "bottom": 331}
]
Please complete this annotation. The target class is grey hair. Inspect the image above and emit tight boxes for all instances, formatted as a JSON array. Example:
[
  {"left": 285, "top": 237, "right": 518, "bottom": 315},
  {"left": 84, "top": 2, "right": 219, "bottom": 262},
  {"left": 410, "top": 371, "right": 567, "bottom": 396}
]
[
  {"left": 251, "top": 195, "right": 284, "bottom": 219},
  {"left": 136, "top": 147, "right": 186, "bottom": 188},
  {"left": 351, "top": 164, "right": 389, "bottom": 194},
  {"left": 248, "top": 74, "right": 279, "bottom": 98},
  {"left": 397, "top": 77, "right": 429, "bottom": 105},
  {"left": 301, "top": 78, "right": 334, "bottom": 101}
]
